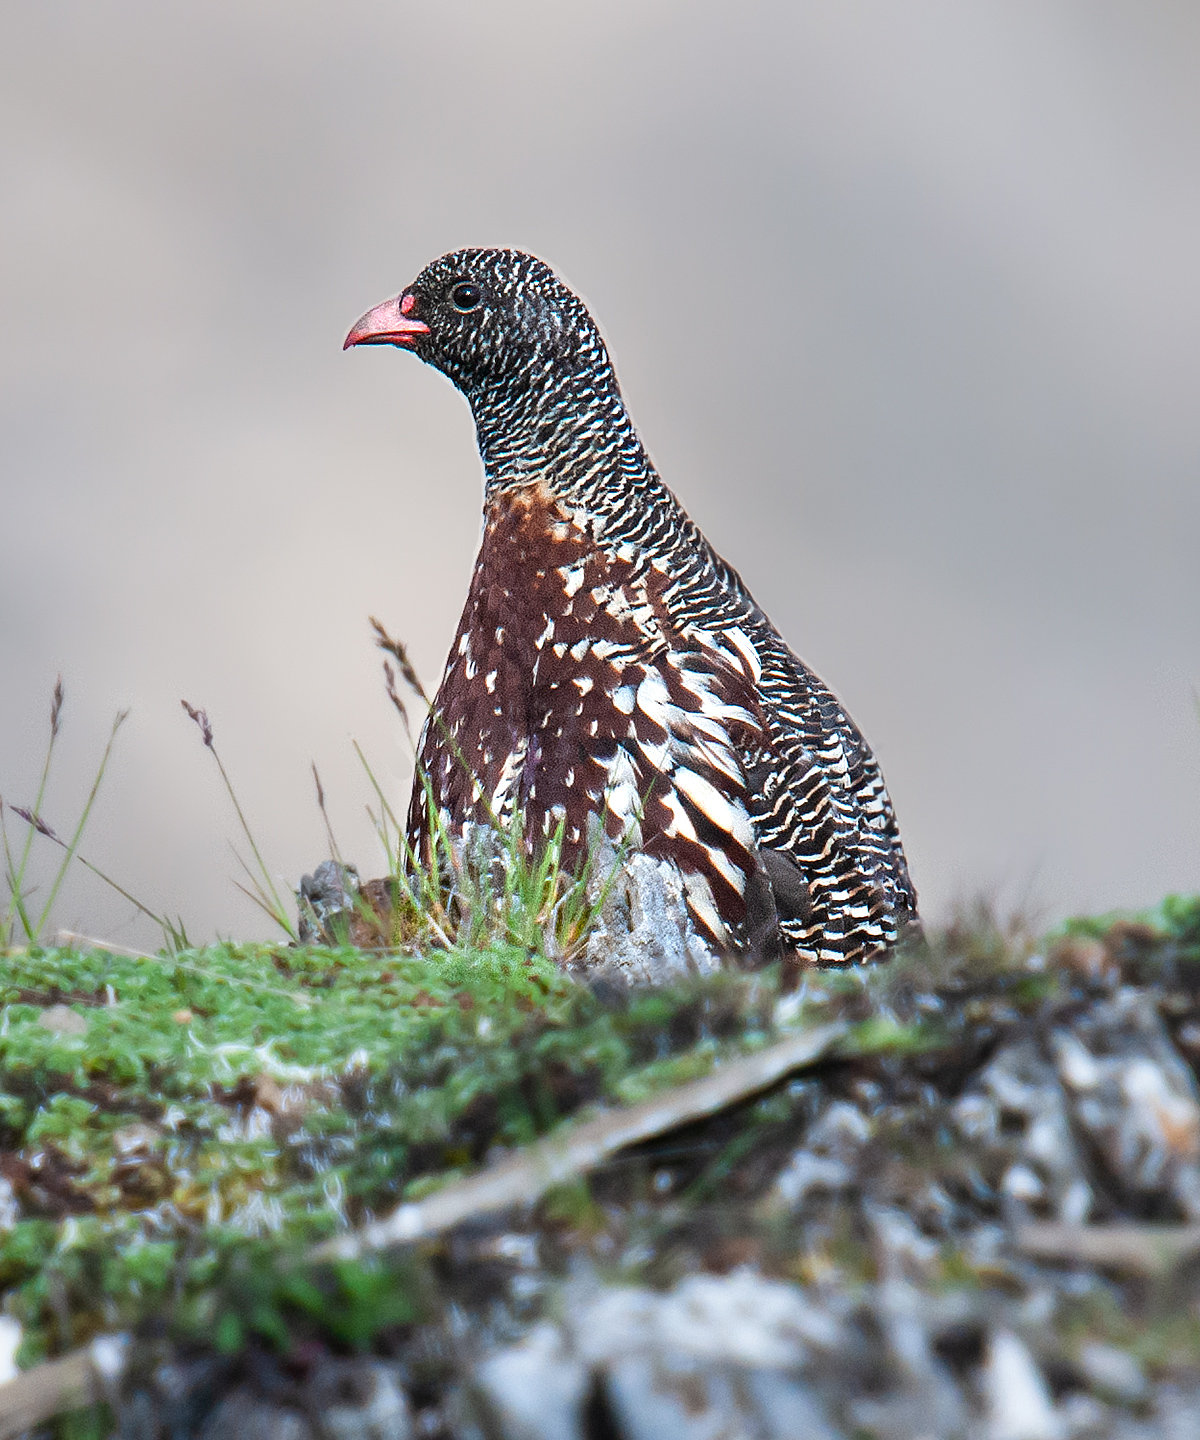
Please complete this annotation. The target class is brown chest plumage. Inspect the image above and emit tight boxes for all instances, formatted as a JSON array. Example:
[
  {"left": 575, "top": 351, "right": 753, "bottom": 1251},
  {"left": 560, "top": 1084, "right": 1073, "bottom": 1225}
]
[{"left": 406, "top": 484, "right": 775, "bottom": 949}]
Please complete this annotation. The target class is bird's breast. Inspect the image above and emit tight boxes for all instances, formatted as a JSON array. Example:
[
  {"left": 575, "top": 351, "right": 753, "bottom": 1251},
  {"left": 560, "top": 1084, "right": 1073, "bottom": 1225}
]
[{"left": 409, "top": 483, "right": 773, "bottom": 947}]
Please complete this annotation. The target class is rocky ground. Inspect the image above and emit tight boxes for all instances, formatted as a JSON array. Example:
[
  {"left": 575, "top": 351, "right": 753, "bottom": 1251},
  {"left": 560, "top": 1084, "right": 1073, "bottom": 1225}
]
[{"left": 3, "top": 896, "right": 1200, "bottom": 1439}]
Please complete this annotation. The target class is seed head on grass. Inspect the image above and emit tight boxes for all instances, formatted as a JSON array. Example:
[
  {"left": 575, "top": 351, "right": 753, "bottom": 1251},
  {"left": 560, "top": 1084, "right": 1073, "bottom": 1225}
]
[
  {"left": 181, "top": 700, "right": 214, "bottom": 748},
  {"left": 50, "top": 675, "right": 64, "bottom": 740},
  {"left": 3, "top": 677, "right": 68, "bottom": 941},
  {"left": 10, "top": 801, "right": 188, "bottom": 952},
  {"left": 381, "top": 661, "right": 412, "bottom": 737},
  {"left": 370, "top": 617, "right": 429, "bottom": 705},
  {"left": 311, "top": 762, "right": 345, "bottom": 867},
  {"left": 11, "top": 805, "right": 57, "bottom": 841}
]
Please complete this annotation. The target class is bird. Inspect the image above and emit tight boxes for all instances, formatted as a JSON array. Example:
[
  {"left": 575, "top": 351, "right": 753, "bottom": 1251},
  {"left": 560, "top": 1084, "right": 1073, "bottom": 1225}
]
[{"left": 345, "top": 248, "right": 917, "bottom": 969}]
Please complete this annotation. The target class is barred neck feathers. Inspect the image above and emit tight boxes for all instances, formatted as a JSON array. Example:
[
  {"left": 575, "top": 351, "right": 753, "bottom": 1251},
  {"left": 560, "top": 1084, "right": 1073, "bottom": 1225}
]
[
  {"left": 375, "top": 249, "right": 674, "bottom": 527},
  {"left": 470, "top": 365, "right": 639, "bottom": 505}
]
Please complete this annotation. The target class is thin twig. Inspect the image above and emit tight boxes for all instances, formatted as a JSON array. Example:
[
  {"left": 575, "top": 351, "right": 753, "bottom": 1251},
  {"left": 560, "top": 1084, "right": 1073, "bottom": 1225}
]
[
  {"left": 1016, "top": 1222, "right": 1200, "bottom": 1278},
  {"left": 5, "top": 679, "right": 64, "bottom": 941},
  {"left": 0, "top": 799, "right": 36, "bottom": 943},
  {"left": 0, "top": 1345, "right": 102, "bottom": 1440},
  {"left": 352, "top": 741, "right": 405, "bottom": 863},
  {"left": 381, "top": 661, "right": 412, "bottom": 738},
  {"left": 370, "top": 617, "right": 429, "bottom": 704},
  {"left": 311, "top": 1021, "right": 846, "bottom": 1261},
  {"left": 311, "top": 763, "right": 343, "bottom": 865}
]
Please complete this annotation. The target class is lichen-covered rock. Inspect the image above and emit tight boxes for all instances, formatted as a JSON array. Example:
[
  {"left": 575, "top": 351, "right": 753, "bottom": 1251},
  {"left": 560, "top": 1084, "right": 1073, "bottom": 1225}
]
[
  {"left": 1053, "top": 988, "right": 1200, "bottom": 1217},
  {"left": 573, "top": 850, "right": 723, "bottom": 988},
  {"left": 296, "top": 861, "right": 396, "bottom": 948}
]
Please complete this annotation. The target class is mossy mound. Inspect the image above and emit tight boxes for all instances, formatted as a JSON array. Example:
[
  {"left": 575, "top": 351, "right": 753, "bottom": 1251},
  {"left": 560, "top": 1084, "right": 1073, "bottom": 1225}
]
[
  {"left": 3, "top": 894, "right": 1200, "bottom": 1438},
  {"left": 0, "top": 940, "right": 785, "bottom": 1364}
]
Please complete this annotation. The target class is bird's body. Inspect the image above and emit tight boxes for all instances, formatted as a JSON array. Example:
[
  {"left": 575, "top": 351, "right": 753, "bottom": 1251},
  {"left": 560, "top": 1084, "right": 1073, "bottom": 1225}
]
[{"left": 346, "top": 249, "right": 917, "bottom": 967}]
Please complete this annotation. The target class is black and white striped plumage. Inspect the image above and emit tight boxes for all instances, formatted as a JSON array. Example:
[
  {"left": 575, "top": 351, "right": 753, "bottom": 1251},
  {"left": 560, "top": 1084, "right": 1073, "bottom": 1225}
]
[{"left": 346, "top": 249, "right": 918, "bottom": 968}]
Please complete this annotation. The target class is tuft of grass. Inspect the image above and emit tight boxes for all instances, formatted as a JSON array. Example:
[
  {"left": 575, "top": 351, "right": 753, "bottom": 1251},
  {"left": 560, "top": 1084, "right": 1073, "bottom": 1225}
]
[
  {"left": 4, "top": 626, "right": 622, "bottom": 964},
  {"left": 1, "top": 684, "right": 183, "bottom": 950}
]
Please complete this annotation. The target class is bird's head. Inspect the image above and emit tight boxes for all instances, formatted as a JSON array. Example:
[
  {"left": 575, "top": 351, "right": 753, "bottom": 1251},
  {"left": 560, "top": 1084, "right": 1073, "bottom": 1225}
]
[
  {"left": 344, "top": 249, "right": 618, "bottom": 405},
  {"left": 344, "top": 248, "right": 613, "bottom": 401}
]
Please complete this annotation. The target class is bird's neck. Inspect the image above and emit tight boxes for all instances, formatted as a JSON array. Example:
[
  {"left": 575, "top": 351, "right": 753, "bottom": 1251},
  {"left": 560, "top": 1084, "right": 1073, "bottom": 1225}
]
[{"left": 467, "top": 371, "right": 652, "bottom": 515}]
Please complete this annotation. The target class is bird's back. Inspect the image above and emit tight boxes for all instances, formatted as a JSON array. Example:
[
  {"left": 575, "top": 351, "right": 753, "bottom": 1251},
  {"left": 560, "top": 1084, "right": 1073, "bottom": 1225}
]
[{"left": 569, "top": 464, "right": 917, "bottom": 966}]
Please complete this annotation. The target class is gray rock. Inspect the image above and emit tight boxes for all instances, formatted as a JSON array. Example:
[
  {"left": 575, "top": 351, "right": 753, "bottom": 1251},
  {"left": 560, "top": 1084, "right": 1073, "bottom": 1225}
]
[
  {"left": 982, "top": 1329, "right": 1064, "bottom": 1440},
  {"left": 199, "top": 1389, "right": 314, "bottom": 1440},
  {"left": 603, "top": 1353, "right": 760, "bottom": 1440},
  {"left": 469, "top": 1323, "right": 588, "bottom": 1440},
  {"left": 574, "top": 839, "right": 722, "bottom": 987},
  {"left": 1055, "top": 1392, "right": 1111, "bottom": 1437},
  {"left": 311, "top": 1362, "right": 413, "bottom": 1440},
  {"left": 848, "top": 1257, "right": 969, "bottom": 1440},
  {"left": 37, "top": 1003, "right": 88, "bottom": 1036},
  {"left": 1077, "top": 1343, "right": 1147, "bottom": 1407},
  {"left": 745, "top": 1369, "right": 844, "bottom": 1440},
  {"left": 1154, "top": 1386, "right": 1200, "bottom": 1440},
  {"left": 955, "top": 1038, "right": 1092, "bottom": 1225},
  {"left": 196, "top": 1363, "right": 412, "bottom": 1440},
  {"left": 604, "top": 1358, "right": 846, "bottom": 1440},
  {"left": 1055, "top": 990, "right": 1200, "bottom": 1218},
  {"left": 568, "top": 1270, "right": 839, "bottom": 1371},
  {"left": 296, "top": 860, "right": 361, "bottom": 944}
]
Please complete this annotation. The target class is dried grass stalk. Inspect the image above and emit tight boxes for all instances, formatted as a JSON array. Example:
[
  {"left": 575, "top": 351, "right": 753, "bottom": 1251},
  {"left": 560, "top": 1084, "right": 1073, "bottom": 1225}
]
[{"left": 0, "top": 1348, "right": 101, "bottom": 1440}]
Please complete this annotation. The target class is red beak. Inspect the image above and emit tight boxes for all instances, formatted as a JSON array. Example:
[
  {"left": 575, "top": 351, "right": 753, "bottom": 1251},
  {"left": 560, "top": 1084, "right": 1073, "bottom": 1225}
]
[{"left": 343, "top": 293, "right": 431, "bottom": 350}]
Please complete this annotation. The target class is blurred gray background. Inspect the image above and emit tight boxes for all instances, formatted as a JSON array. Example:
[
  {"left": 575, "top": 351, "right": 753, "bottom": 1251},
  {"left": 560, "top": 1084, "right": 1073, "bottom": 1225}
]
[{"left": 2, "top": 1, "right": 1197, "bottom": 946}]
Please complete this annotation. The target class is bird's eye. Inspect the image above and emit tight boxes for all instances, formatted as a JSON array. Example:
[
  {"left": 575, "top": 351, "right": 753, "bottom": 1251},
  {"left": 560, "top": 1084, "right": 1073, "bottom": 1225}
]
[{"left": 449, "top": 281, "right": 483, "bottom": 312}]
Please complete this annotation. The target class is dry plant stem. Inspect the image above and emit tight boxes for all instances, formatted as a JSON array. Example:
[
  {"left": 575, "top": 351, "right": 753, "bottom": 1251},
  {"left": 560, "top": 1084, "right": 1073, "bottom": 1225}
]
[
  {"left": 0, "top": 803, "right": 34, "bottom": 943},
  {"left": 181, "top": 701, "right": 297, "bottom": 941},
  {"left": 0, "top": 1347, "right": 102, "bottom": 1440},
  {"left": 10, "top": 807, "right": 171, "bottom": 941},
  {"left": 1016, "top": 1222, "right": 1200, "bottom": 1278},
  {"left": 372, "top": 617, "right": 497, "bottom": 829},
  {"left": 230, "top": 846, "right": 295, "bottom": 935},
  {"left": 353, "top": 741, "right": 406, "bottom": 857},
  {"left": 370, "top": 617, "right": 429, "bottom": 705},
  {"left": 311, "top": 762, "right": 344, "bottom": 866},
  {"left": 312, "top": 1020, "right": 847, "bottom": 1262},
  {"left": 382, "top": 660, "right": 412, "bottom": 737}
]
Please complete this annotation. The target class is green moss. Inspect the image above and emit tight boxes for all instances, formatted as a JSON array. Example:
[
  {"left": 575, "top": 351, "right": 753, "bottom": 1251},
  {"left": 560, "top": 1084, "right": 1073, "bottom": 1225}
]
[
  {"left": 1059, "top": 894, "right": 1200, "bottom": 951},
  {"left": 0, "top": 940, "right": 794, "bottom": 1358}
]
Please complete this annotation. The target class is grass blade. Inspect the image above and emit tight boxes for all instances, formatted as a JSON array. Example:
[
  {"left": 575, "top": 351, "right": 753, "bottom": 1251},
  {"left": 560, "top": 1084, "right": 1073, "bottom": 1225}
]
[{"left": 32, "top": 708, "right": 128, "bottom": 939}]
